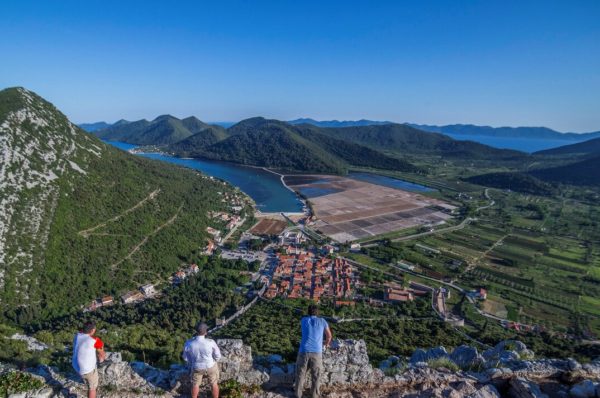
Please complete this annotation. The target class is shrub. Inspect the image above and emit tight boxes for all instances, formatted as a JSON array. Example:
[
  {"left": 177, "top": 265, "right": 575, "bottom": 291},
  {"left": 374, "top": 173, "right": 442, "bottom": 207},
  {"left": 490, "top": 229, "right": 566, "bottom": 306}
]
[
  {"left": 0, "top": 371, "right": 45, "bottom": 397},
  {"left": 426, "top": 357, "right": 459, "bottom": 372},
  {"left": 220, "top": 379, "right": 260, "bottom": 398}
]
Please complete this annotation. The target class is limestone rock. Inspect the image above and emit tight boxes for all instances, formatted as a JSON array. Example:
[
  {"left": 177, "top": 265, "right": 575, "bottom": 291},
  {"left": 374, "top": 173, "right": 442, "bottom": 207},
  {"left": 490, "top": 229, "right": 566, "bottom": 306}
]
[
  {"left": 467, "top": 384, "right": 501, "bottom": 398},
  {"left": 3, "top": 338, "right": 600, "bottom": 398},
  {"left": 6, "top": 386, "right": 54, "bottom": 398},
  {"left": 321, "top": 339, "right": 384, "bottom": 386},
  {"left": 410, "top": 346, "right": 449, "bottom": 364},
  {"left": 216, "top": 339, "right": 269, "bottom": 385},
  {"left": 509, "top": 377, "right": 548, "bottom": 398},
  {"left": 569, "top": 380, "right": 598, "bottom": 398},
  {"left": 483, "top": 340, "right": 534, "bottom": 365},
  {"left": 567, "top": 359, "right": 582, "bottom": 371},
  {"left": 450, "top": 345, "right": 485, "bottom": 369}
]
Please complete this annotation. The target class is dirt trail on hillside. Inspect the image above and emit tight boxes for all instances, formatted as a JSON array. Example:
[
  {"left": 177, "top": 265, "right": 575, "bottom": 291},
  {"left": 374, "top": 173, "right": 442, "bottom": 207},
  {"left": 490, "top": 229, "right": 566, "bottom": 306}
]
[
  {"left": 78, "top": 189, "right": 161, "bottom": 238},
  {"left": 110, "top": 205, "right": 183, "bottom": 270}
]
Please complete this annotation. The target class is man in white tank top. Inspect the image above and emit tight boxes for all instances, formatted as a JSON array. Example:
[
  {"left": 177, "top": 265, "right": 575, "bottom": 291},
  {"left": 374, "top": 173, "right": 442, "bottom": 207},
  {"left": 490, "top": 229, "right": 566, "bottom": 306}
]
[{"left": 72, "top": 321, "right": 106, "bottom": 398}]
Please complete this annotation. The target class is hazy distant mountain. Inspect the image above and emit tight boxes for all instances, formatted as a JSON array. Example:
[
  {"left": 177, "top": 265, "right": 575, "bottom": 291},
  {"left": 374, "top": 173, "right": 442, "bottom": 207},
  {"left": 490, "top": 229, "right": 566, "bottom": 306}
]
[
  {"left": 91, "top": 115, "right": 224, "bottom": 146},
  {"left": 535, "top": 137, "right": 600, "bottom": 156},
  {"left": 408, "top": 123, "right": 600, "bottom": 141},
  {"left": 211, "top": 121, "right": 236, "bottom": 128},
  {"left": 289, "top": 118, "right": 393, "bottom": 128},
  {"left": 79, "top": 121, "right": 111, "bottom": 132},
  {"left": 0, "top": 87, "right": 234, "bottom": 322}
]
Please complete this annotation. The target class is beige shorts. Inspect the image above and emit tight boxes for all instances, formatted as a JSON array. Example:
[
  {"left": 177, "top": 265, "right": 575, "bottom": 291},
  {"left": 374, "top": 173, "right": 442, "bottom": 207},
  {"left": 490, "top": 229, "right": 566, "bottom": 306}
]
[
  {"left": 191, "top": 364, "right": 220, "bottom": 386},
  {"left": 82, "top": 368, "right": 99, "bottom": 390}
]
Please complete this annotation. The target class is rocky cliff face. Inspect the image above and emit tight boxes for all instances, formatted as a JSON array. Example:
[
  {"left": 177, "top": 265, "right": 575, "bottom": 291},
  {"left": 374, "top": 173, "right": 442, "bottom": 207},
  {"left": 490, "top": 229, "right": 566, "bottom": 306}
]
[
  {"left": 0, "top": 87, "right": 103, "bottom": 307},
  {"left": 2, "top": 339, "right": 600, "bottom": 398}
]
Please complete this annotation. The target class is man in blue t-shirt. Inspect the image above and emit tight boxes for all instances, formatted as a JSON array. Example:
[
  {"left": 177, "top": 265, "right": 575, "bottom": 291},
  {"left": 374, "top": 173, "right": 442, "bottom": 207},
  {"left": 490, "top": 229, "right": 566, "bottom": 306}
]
[{"left": 295, "top": 304, "right": 332, "bottom": 398}]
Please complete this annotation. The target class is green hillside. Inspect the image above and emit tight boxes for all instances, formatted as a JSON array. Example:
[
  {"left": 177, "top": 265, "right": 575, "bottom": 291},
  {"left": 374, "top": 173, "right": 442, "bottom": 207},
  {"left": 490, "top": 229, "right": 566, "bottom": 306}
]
[
  {"left": 299, "top": 123, "right": 527, "bottom": 160},
  {"left": 464, "top": 172, "right": 555, "bottom": 195},
  {"left": 535, "top": 137, "right": 600, "bottom": 156},
  {"left": 93, "top": 115, "right": 207, "bottom": 145},
  {"left": 181, "top": 116, "right": 228, "bottom": 136},
  {"left": 464, "top": 155, "right": 600, "bottom": 193},
  {"left": 168, "top": 124, "right": 230, "bottom": 155},
  {"left": 171, "top": 117, "right": 421, "bottom": 174},
  {"left": 0, "top": 88, "right": 242, "bottom": 324},
  {"left": 193, "top": 118, "right": 348, "bottom": 173},
  {"left": 529, "top": 155, "right": 600, "bottom": 186},
  {"left": 93, "top": 115, "right": 522, "bottom": 174},
  {"left": 295, "top": 125, "right": 421, "bottom": 172}
]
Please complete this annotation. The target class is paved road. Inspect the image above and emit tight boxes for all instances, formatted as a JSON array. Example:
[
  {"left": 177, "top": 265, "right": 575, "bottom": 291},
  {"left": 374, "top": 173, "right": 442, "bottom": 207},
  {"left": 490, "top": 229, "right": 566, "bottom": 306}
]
[
  {"left": 477, "top": 188, "right": 495, "bottom": 212},
  {"left": 222, "top": 217, "right": 246, "bottom": 242}
]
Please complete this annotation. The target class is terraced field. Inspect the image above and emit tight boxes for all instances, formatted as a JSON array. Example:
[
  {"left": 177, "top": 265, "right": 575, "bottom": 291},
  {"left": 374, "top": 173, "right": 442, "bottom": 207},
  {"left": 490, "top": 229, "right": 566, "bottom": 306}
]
[{"left": 356, "top": 187, "right": 600, "bottom": 337}]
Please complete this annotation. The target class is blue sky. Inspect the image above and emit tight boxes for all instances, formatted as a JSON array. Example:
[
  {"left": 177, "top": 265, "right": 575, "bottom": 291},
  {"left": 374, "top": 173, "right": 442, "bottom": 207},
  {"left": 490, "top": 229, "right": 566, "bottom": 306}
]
[{"left": 1, "top": 0, "right": 599, "bottom": 132}]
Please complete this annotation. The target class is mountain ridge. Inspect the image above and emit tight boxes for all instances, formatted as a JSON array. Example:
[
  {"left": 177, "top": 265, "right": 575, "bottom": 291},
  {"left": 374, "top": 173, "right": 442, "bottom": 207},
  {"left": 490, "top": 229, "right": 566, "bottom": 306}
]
[
  {"left": 88, "top": 115, "right": 524, "bottom": 172},
  {"left": 83, "top": 118, "right": 600, "bottom": 141},
  {"left": 534, "top": 136, "right": 600, "bottom": 155},
  {"left": 299, "top": 123, "right": 526, "bottom": 160},
  {"left": 407, "top": 123, "right": 600, "bottom": 141},
  {"left": 90, "top": 115, "right": 227, "bottom": 146},
  {"left": 168, "top": 117, "right": 422, "bottom": 174},
  {"left": 288, "top": 117, "right": 393, "bottom": 128},
  {"left": 0, "top": 87, "right": 241, "bottom": 323}
]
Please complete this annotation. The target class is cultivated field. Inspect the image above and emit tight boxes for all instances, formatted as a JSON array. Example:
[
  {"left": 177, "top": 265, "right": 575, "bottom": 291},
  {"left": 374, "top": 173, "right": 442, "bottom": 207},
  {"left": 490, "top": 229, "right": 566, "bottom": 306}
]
[
  {"left": 285, "top": 175, "right": 456, "bottom": 242},
  {"left": 250, "top": 218, "right": 288, "bottom": 235}
]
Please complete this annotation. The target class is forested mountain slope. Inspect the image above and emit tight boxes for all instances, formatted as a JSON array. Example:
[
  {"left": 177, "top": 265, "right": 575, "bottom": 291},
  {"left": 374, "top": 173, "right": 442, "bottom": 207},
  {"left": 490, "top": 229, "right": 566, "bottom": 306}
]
[
  {"left": 535, "top": 137, "right": 600, "bottom": 156},
  {"left": 301, "top": 123, "right": 526, "bottom": 160},
  {"left": 464, "top": 155, "right": 600, "bottom": 193},
  {"left": 529, "top": 155, "right": 600, "bottom": 186},
  {"left": 409, "top": 123, "right": 600, "bottom": 141},
  {"left": 167, "top": 117, "right": 420, "bottom": 174},
  {"left": 0, "top": 87, "right": 237, "bottom": 324},
  {"left": 464, "top": 172, "right": 556, "bottom": 196},
  {"left": 167, "top": 121, "right": 230, "bottom": 154},
  {"left": 92, "top": 115, "right": 225, "bottom": 145},
  {"left": 190, "top": 118, "right": 348, "bottom": 173}
]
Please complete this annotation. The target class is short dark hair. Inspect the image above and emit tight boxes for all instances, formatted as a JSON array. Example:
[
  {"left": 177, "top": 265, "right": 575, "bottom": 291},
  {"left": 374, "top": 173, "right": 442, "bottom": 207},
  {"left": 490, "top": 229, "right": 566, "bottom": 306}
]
[
  {"left": 195, "top": 322, "right": 208, "bottom": 335},
  {"left": 308, "top": 304, "right": 318, "bottom": 316},
  {"left": 82, "top": 321, "right": 96, "bottom": 334}
]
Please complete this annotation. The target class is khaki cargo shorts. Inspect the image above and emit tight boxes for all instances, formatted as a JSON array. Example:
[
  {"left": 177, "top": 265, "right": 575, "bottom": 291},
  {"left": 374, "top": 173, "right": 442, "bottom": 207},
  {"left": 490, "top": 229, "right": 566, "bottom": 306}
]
[
  {"left": 191, "top": 364, "right": 220, "bottom": 386},
  {"left": 82, "top": 368, "right": 99, "bottom": 390}
]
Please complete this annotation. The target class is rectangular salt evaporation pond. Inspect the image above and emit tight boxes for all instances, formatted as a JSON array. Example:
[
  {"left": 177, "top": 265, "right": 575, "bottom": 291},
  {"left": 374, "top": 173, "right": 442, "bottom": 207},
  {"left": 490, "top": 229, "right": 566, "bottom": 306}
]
[
  {"left": 283, "top": 175, "right": 346, "bottom": 198},
  {"left": 348, "top": 172, "right": 435, "bottom": 192},
  {"left": 102, "top": 140, "right": 304, "bottom": 213}
]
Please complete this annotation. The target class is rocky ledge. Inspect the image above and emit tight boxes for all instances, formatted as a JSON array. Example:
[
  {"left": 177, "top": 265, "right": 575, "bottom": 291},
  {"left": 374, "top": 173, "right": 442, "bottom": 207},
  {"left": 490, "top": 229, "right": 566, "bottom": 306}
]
[{"left": 1, "top": 339, "right": 600, "bottom": 397}]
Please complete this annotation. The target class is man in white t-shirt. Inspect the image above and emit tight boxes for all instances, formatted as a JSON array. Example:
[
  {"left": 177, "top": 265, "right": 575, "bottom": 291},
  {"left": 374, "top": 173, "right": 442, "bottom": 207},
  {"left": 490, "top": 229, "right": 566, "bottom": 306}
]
[
  {"left": 72, "top": 321, "right": 106, "bottom": 398},
  {"left": 183, "top": 322, "right": 222, "bottom": 398}
]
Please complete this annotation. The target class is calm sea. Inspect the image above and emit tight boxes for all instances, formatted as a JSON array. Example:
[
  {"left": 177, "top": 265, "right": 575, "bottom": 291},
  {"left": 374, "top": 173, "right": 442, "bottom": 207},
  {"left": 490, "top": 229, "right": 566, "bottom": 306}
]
[{"left": 443, "top": 133, "right": 583, "bottom": 153}]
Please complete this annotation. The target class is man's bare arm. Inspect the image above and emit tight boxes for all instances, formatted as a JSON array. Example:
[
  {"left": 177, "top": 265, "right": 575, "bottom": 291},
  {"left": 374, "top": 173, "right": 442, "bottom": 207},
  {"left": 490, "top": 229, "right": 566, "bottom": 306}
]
[
  {"left": 97, "top": 348, "right": 106, "bottom": 363},
  {"left": 324, "top": 327, "right": 332, "bottom": 347}
]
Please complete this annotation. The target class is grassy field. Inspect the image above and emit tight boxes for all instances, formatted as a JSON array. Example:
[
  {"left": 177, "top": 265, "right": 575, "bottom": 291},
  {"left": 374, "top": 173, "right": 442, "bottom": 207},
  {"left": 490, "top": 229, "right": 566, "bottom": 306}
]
[{"left": 353, "top": 180, "right": 600, "bottom": 340}]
